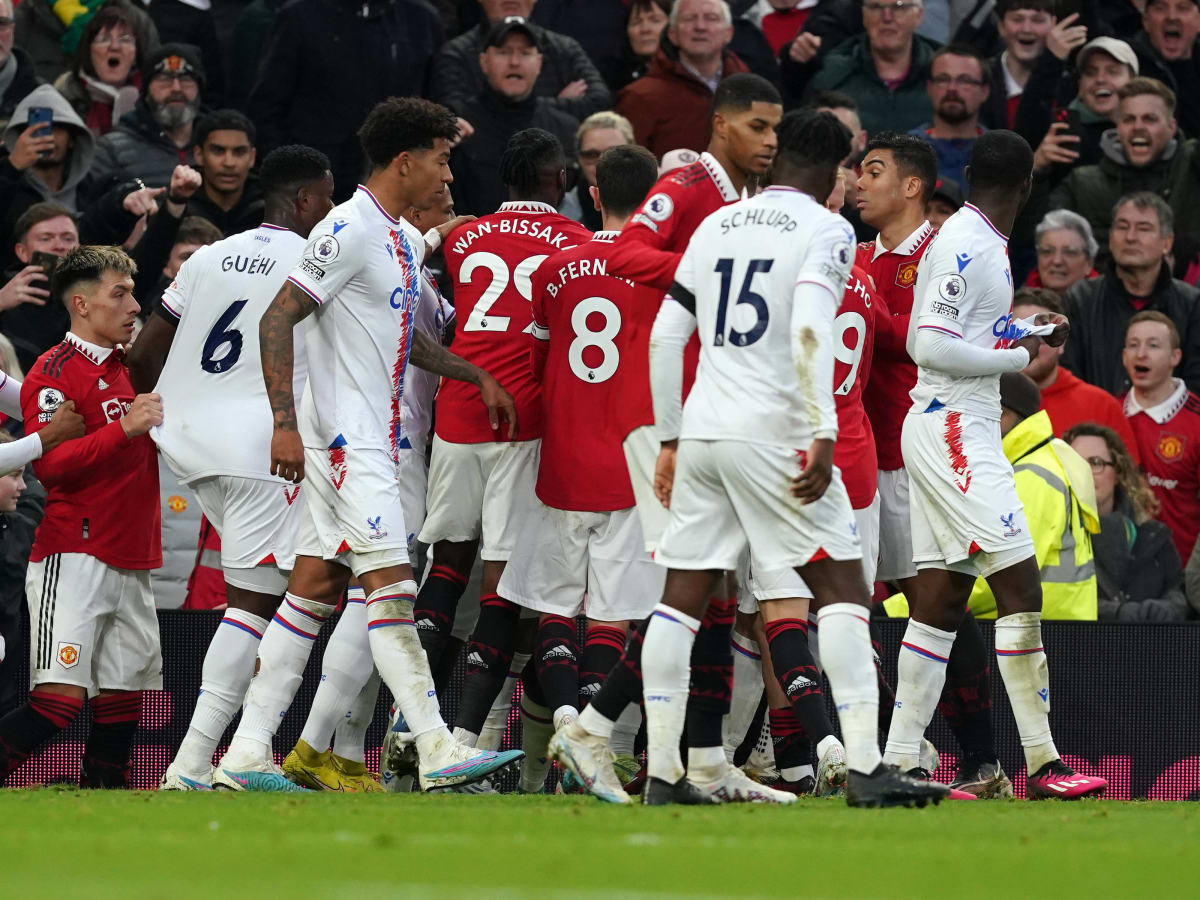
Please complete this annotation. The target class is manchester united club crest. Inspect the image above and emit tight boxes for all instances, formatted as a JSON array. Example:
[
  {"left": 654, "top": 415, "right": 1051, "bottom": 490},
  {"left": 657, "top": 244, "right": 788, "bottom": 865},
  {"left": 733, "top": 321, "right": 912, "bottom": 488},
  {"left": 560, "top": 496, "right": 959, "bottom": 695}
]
[
  {"left": 896, "top": 262, "right": 918, "bottom": 287},
  {"left": 167, "top": 495, "right": 188, "bottom": 513},
  {"left": 1157, "top": 433, "right": 1186, "bottom": 462},
  {"left": 57, "top": 641, "right": 81, "bottom": 668}
]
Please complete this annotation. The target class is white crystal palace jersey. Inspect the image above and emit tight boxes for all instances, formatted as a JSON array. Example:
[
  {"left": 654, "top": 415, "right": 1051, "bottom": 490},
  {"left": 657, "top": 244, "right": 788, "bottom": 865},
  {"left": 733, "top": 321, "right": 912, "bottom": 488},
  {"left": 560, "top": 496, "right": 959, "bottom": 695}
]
[
  {"left": 152, "top": 223, "right": 308, "bottom": 483},
  {"left": 399, "top": 267, "right": 455, "bottom": 457},
  {"left": 672, "top": 186, "right": 856, "bottom": 448},
  {"left": 285, "top": 185, "right": 424, "bottom": 459}
]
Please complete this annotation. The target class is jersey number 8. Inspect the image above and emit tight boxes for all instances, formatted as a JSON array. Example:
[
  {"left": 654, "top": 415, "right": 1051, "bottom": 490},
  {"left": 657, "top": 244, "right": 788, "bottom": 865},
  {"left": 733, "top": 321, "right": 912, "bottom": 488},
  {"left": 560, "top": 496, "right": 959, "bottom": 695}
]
[
  {"left": 568, "top": 297, "right": 621, "bottom": 384},
  {"left": 458, "top": 252, "right": 548, "bottom": 332},
  {"left": 200, "top": 299, "right": 248, "bottom": 374}
]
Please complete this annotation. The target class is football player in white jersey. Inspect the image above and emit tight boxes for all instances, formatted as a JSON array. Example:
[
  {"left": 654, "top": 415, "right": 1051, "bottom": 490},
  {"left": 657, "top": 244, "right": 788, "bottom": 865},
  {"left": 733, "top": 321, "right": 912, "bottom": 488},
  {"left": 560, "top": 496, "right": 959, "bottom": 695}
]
[
  {"left": 283, "top": 190, "right": 457, "bottom": 793},
  {"left": 639, "top": 110, "right": 945, "bottom": 807},
  {"left": 885, "top": 130, "right": 1108, "bottom": 800},
  {"left": 215, "top": 98, "right": 522, "bottom": 792},
  {"left": 126, "top": 146, "right": 336, "bottom": 791}
]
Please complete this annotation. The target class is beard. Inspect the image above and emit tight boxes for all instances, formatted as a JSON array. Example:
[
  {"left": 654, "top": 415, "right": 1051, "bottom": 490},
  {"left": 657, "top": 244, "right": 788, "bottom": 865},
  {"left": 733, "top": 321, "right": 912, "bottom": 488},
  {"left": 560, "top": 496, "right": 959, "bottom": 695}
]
[
  {"left": 936, "top": 99, "right": 973, "bottom": 126},
  {"left": 152, "top": 97, "right": 199, "bottom": 130}
]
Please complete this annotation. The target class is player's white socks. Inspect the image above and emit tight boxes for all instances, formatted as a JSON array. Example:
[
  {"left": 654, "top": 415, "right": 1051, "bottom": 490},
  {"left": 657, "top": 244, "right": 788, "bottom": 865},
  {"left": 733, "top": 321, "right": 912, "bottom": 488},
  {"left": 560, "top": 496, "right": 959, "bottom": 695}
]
[
  {"left": 994, "top": 612, "right": 1058, "bottom": 773},
  {"left": 365, "top": 582, "right": 455, "bottom": 762},
  {"left": 175, "top": 608, "right": 269, "bottom": 775},
  {"left": 641, "top": 604, "right": 700, "bottom": 784},
  {"left": 808, "top": 612, "right": 822, "bottom": 673},
  {"left": 723, "top": 629, "right": 763, "bottom": 762},
  {"left": 519, "top": 695, "right": 554, "bottom": 793},
  {"left": 610, "top": 703, "right": 641, "bottom": 758},
  {"left": 334, "top": 670, "right": 381, "bottom": 764},
  {"left": 299, "top": 588, "right": 372, "bottom": 754},
  {"left": 882, "top": 618, "right": 956, "bottom": 772},
  {"left": 478, "top": 650, "right": 531, "bottom": 751},
  {"left": 224, "top": 594, "right": 333, "bottom": 766},
  {"left": 817, "top": 603, "right": 883, "bottom": 775}
]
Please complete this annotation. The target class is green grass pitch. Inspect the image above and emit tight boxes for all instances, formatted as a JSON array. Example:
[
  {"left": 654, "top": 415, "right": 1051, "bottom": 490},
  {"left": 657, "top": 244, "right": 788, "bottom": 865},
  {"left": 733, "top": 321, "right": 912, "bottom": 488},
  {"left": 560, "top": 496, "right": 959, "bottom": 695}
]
[{"left": 2, "top": 790, "right": 1196, "bottom": 898}]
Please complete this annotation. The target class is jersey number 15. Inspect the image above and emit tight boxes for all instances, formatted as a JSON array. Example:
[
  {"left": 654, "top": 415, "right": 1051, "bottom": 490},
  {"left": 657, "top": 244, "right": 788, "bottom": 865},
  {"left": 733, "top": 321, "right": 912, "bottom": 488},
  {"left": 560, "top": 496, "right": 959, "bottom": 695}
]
[{"left": 713, "top": 258, "right": 771, "bottom": 347}]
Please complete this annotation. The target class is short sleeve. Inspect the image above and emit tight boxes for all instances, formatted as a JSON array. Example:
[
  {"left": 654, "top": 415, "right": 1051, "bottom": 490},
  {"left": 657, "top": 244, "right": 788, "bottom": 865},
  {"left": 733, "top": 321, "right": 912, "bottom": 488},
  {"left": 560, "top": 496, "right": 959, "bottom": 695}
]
[
  {"left": 913, "top": 239, "right": 971, "bottom": 336},
  {"left": 158, "top": 244, "right": 206, "bottom": 323},
  {"left": 796, "top": 211, "right": 856, "bottom": 299},
  {"left": 285, "top": 215, "right": 367, "bottom": 307}
]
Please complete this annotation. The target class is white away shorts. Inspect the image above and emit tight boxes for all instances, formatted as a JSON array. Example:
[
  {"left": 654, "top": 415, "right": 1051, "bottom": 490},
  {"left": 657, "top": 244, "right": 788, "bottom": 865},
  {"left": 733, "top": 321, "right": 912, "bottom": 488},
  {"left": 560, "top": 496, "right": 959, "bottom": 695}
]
[
  {"left": 295, "top": 444, "right": 409, "bottom": 577},
  {"left": 396, "top": 448, "right": 428, "bottom": 560},
  {"left": 876, "top": 467, "right": 917, "bottom": 582},
  {"left": 623, "top": 425, "right": 669, "bottom": 553},
  {"left": 656, "top": 440, "right": 862, "bottom": 573},
  {"left": 191, "top": 474, "right": 306, "bottom": 594},
  {"left": 902, "top": 409, "right": 1035, "bottom": 577},
  {"left": 739, "top": 493, "right": 881, "bottom": 612},
  {"left": 26, "top": 553, "right": 162, "bottom": 695},
  {"left": 498, "top": 502, "right": 664, "bottom": 621},
  {"left": 418, "top": 437, "right": 540, "bottom": 561}
]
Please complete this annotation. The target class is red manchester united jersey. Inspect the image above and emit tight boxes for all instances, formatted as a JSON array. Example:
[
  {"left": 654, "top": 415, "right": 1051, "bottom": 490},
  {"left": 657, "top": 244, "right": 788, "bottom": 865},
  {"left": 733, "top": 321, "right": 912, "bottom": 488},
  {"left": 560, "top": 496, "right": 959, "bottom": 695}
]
[
  {"left": 835, "top": 265, "right": 884, "bottom": 509},
  {"left": 606, "top": 152, "right": 741, "bottom": 437},
  {"left": 437, "top": 201, "right": 592, "bottom": 443},
  {"left": 529, "top": 231, "right": 636, "bottom": 511},
  {"left": 1124, "top": 381, "right": 1200, "bottom": 563},
  {"left": 858, "top": 220, "right": 935, "bottom": 471},
  {"left": 21, "top": 333, "right": 161, "bottom": 570}
]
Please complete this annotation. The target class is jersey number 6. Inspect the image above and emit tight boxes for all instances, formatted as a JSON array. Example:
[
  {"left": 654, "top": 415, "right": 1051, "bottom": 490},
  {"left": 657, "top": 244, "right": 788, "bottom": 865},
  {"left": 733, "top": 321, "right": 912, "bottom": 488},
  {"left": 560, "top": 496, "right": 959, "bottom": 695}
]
[
  {"left": 200, "top": 298, "right": 248, "bottom": 374},
  {"left": 713, "top": 258, "right": 771, "bottom": 347}
]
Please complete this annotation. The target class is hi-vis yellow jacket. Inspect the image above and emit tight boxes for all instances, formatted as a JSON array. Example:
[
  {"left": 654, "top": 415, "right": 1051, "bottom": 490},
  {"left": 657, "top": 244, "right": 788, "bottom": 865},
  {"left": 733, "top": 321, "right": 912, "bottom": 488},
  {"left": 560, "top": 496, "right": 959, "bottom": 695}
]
[{"left": 884, "top": 410, "right": 1100, "bottom": 620}]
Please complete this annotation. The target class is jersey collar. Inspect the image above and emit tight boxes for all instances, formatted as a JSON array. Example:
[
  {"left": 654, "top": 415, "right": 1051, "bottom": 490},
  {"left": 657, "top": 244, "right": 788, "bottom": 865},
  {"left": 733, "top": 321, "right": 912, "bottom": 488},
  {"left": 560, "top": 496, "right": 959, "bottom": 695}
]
[
  {"left": 65, "top": 331, "right": 116, "bottom": 365},
  {"left": 699, "top": 152, "right": 739, "bottom": 202},
  {"left": 592, "top": 230, "right": 620, "bottom": 242},
  {"left": 963, "top": 203, "right": 1008, "bottom": 243},
  {"left": 872, "top": 219, "right": 933, "bottom": 261},
  {"left": 356, "top": 184, "right": 400, "bottom": 225},
  {"left": 1124, "top": 378, "right": 1188, "bottom": 424},
  {"left": 498, "top": 200, "right": 558, "bottom": 214}
]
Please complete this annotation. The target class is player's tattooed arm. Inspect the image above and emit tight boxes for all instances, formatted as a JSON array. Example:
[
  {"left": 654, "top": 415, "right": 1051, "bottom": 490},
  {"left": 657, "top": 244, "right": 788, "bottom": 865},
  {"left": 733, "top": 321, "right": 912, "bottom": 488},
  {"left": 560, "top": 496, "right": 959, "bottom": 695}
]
[
  {"left": 260, "top": 280, "right": 317, "bottom": 483},
  {"left": 411, "top": 329, "right": 518, "bottom": 439}
]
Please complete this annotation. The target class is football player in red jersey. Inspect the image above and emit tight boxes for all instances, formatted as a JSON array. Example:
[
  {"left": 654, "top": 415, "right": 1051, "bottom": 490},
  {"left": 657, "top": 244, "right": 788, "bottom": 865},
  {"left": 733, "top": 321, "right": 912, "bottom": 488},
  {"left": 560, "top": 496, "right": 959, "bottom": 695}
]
[
  {"left": 856, "top": 133, "right": 1013, "bottom": 798},
  {"left": 1, "top": 247, "right": 163, "bottom": 787},
  {"left": 481, "top": 145, "right": 663, "bottom": 799},
  {"left": 600, "top": 73, "right": 785, "bottom": 791},
  {"left": 414, "top": 129, "right": 592, "bottom": 747}
]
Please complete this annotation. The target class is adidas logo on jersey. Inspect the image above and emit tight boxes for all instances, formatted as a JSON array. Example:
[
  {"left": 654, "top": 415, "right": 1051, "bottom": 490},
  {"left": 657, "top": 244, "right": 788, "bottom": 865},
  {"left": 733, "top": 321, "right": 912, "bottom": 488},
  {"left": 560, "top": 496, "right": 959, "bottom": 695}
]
[
  {"left": 466, "top": 652, "right": 485, "bottom": 667},
  {"left": 97, "top": 377, "right": 109, "bottom": 390},
  {"left": 542, "top": 645, "right": 576, "bottom": 661},
  {"left": 786, "top": 675, "right": 819, "bottom": 696}
]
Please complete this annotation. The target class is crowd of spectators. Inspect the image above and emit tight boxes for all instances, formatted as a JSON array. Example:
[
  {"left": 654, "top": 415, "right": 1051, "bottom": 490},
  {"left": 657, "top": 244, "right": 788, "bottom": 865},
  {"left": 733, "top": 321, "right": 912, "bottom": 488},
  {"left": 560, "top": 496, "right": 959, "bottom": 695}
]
[{"left": 0, "top": 0, "right": 1199, "bottom": 637}]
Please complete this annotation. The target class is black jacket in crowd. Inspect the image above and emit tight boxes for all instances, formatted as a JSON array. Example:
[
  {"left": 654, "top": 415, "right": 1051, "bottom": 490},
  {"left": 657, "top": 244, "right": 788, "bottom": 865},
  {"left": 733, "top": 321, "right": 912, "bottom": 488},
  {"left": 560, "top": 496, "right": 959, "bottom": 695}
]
[
  {"left": 449, "top": 87, "right": 579, "bottom": 217},
  {"left": 1094, "top": 494, "right": 1189, "bottom": 622},
  {"left": 145, "top": 0, "right": 227, "bottom": 108},
  {"left": 91, "top": 99, "right": 196, "bottom": 192},
  {"left": 1061, "top": 263, "right": 1200, "bottom": 397},
  {"left": 248, "top": 0, "right": 445, "bottom": 201},
  {"left": 185, "top": 178, "right": 265, "bottom": 238},
  {"left": 431, "top": 18, "right": 610, "bottom": 122},
  {"left": 1131, "top": 31, "right": 1200, "bottom": 140},
  {"left": 0, "top": 47, "right": 43, "bottom": 133}
]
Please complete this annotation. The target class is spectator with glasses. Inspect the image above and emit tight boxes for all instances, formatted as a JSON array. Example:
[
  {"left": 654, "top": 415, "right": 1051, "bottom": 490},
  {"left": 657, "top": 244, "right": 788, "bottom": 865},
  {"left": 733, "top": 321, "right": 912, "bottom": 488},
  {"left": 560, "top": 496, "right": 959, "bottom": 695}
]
[
  {"left": 561, "top": 111, "right": 634, "bottom": 230},
  {"left": 805, "top": 0, "right": 937, "bottom": 137},
  {"left": 1026, "top": 208, "right": 1099, "bottom": 292},
  {"left": 53, "top": 3, "right": 145, "bottom": 137},
  {"left": 909, "top": 44, "right": 990, "bottom": 192},
  {"left": 1066, "top": 422, "right": 1191, "bottom": 621}
]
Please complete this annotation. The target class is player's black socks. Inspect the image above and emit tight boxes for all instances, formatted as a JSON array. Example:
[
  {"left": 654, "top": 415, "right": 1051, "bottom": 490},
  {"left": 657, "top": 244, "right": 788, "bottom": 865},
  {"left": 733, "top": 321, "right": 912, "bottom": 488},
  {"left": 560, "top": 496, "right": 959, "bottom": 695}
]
[
  {"left": 764, "top": 617, "right": 836, "bottom": 744},
  {"left": 455, "top": 593, "right": 520, "bottom": 734},
  {"left": 81, "top": 691, "right": 141, "bottom": 788},
  {"left": 871, "top": 621, "right": 896, "bottom": 732},
  {"left": 685, "top": 596, "right": 735, "bottom": 750},
  {"left": 520, "top": 655, "right": 547, "bottom": 706},
  {"left": 768, "top": 705, "right": 812, "bottom": 777},
  {"left": 589, "top": 617, "right": 646, "bottom": 723},
  {"left": 413, "top": 563, "right": 468, "bottom": 671},
  {"left": 579, "top": 624, "right": 625, "bottom": 710},
  {"left": 0, "top": 689, "right": 83, "bottom": 780},
  {"left": 938, "top": 611, "right": 996, "bottom": 760},
  {"left": 534, "top": 615, "right": 579, "bottom": 714}
]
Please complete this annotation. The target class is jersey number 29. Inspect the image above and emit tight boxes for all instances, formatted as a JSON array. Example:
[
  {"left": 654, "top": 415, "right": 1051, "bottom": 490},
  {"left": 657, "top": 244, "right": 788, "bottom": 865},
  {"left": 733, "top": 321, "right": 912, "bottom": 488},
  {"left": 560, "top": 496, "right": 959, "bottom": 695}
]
[
  {"left": 458, "top": 252, "right": 548, "bottom": 332},
  {"left": 200, "top": 299, "right": 248, "bottom": 374}
]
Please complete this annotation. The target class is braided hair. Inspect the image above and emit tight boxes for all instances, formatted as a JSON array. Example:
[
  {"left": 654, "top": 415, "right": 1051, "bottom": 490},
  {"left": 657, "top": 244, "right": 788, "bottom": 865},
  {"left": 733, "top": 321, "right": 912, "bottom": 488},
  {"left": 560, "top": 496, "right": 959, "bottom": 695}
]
[
  {"left": 774, "top": 109, "right": 852, "bottom": 172},
  {"left": 499, "top": 128, "right": 566, "bottom": 196}
]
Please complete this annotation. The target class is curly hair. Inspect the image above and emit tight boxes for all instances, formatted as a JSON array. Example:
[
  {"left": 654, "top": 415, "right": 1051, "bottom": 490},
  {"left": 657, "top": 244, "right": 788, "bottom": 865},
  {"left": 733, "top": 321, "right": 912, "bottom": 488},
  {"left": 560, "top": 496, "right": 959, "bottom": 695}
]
[
  {"left": 775, "top": 108, "right": 852, "bottom": 171},
  {"left": 1063, "top": 423, "right": 1160, "bottom": 524},
  {"left": 357, "top": 98, "right": 459, "bottom": 171}
]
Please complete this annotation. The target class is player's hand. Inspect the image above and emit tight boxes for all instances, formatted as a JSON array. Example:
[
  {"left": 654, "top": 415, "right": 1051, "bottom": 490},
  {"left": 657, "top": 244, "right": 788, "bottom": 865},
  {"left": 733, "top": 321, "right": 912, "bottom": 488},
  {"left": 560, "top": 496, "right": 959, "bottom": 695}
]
[
  {"left": 167, "top": 164, "right": 203, "bottom": 203},
  {"left": 558, "top": 79, "right": 587, "bottom": 100},
  {"left": 0, "top": 265, "right": 51, "bottom": 311},
  {"left": 1035, "top": 312, "right": 1070, "bottom": 347},
  {"left": 8, "top": 124, "right": 57, "bottom": 171},
  {"left": 653, "top": 441, "right": 677, "bottom": 509},
  {"left": 479, "top": 372, "right": 517, "bottom": 439},
  {"left": 1046, "top": 13, "right": 1087, "bottom": 61},
  {"left": 37, "top": 401, "right": 85, "bottom": 451},
  {"left": 436, "top": 214, "right": 476, "bottom": 242},
  {"left": 1033, "top": 123, "right": 1080, "bottom": 171},
  {"left": 123, "top": 185, "right": 165, "bottom": 218},
  {"left": 791, "top": 438, "right": 834, "bottom": 504},
  {"left": 788, "top": 32, "right": 821, "bottom": 64},
  {"left": 120, "top": 392, "right": 163, "bottom": 438},
  {"left": 1012, "top": 334, "right": 1043, "bottom": 361},
  {"left": 270, "top": 428, "right": 305, "bottom": 483},
  {"left": 454, "top": 117, "right": 475, "bottom": 146}
]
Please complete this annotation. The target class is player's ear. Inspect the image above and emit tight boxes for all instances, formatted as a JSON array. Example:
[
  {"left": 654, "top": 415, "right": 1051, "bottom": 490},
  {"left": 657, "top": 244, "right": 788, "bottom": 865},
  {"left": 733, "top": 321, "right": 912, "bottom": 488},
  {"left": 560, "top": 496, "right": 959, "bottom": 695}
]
[{"left": 589, "top": 184, "right": 601, "bottom": 212}]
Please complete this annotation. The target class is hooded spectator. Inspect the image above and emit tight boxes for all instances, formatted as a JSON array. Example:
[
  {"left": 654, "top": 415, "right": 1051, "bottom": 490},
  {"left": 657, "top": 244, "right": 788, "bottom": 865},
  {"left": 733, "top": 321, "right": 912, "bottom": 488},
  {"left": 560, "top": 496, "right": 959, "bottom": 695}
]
[
  {"left": 0, "top": 0, "right": 42, "bottom": 135},
  {"left": 615, "top": 0, "right": 751, "bottom": 157},
  {"left": 52, "top": 2, "right": 144, "bottom": 136},
  {"left": 90, "top": 42, "right": 205, "bottom": 190},
  {"left": 1131, "top": 0, "right": 1200, "bottom": 140},
  {"left": 1049, "top": 77, "right": 1200, "bottom": 251},
  {"left": 804, "top": 0, "right": 938, "bottom": 137},
  {"left": 432, "top": 1, "right": 610, "bottom": 126}
]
